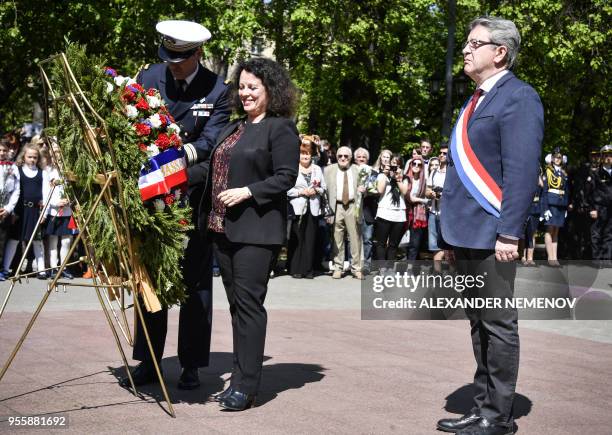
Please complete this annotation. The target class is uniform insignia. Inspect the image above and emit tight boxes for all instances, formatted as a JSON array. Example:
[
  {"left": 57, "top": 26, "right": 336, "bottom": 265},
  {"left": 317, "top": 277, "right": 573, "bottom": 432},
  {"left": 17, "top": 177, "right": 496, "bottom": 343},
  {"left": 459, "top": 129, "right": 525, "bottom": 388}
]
[
  {"left": 224, "top": 79, "right": 231, "bottom": 84},
  {"left": 199, "top": 97, "right": 206, "bottom": 103}
]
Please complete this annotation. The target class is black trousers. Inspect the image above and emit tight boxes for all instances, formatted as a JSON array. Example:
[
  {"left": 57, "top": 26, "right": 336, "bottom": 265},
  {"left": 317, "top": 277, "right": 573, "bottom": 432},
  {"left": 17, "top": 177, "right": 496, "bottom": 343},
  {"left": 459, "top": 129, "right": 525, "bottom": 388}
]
[
  {"left": 287, "top": 212, "right": 318, "bottom": 275},
  {"left": 213, "top": 233, "right": 279, "bottom": 395},
  {"left": 133, "top": 230, "right": 213, "bottom": 368},
  {"left": 591, "top": 208, "right": 612, "bottom": 261},
  {"left": 372, "top": 217, "right": 405, "bottom": 266},
  {"left": 455, "top": 247, "right": 519, "bottom": 428},
  {"left": 406, "top": 227, "right": 427, "bottom": 260}
]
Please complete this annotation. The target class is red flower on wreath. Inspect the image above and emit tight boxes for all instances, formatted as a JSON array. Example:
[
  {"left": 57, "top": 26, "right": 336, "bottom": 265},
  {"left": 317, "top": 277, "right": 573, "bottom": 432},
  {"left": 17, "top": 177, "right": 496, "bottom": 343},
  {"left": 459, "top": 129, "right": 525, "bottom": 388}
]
[
  {"left": 147, "top": 89, "right": 156, "bottom": 96},
  {"left": 179, "top": 219, "right": 188, "bottom": 226},
  {"left": 121, "top": 89, "right": 136, "bottom": 102},
  {"left": 163, "top": 194, "right": 175, "bottom": 206},
  {"left": 155, "top": 133, "right": 171, "bottom": 150},
  {"left": 169, "top": 133, "right": 181, "bottom": 147},
  {"left": 135, "top": 97, "right": 150, "bottom": 111},
  {"left": 138, "top": 143, "right": 147, "bottom": 152},
  {"left": 135, "top": 123, "right": 151, "bottom": 136}
]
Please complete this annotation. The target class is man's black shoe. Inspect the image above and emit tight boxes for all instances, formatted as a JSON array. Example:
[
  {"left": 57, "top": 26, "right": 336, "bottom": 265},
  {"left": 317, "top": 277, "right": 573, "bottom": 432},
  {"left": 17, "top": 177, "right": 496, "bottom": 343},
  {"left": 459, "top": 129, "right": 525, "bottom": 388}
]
[
  {"left": 177, "top": 367, "right": 200, "bottom": 390},
  {"left": 214, "top": 385, "right": 234, "bottom": 402},
  {"left": 437, "top": 412, "right": 480, "bottom": 432},
  {"left": 119, "top": 362, "right": 160, "bottom": 387},
  {"left": 218, "top": 389, "right": 256, "bottom": 411},
  {"left": 457, "top": 417, "right": 513, "bottom": 435}
]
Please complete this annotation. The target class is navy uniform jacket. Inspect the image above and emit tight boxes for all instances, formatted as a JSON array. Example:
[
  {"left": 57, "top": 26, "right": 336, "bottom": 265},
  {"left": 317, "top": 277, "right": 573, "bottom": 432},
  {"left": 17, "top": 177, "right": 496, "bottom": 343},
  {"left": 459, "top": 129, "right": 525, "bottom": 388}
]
[
  {"left": 587, "top": 166, "right": 612, "bottom": 212},
  {"left": 137, "top": 63, "right": 231, "bottom": 201},
  {"left": 441, "top": 71, "right": 544, "bottom": 250},
  {"left": 543, "top": 166, "right": 569, "bottom": 207}
]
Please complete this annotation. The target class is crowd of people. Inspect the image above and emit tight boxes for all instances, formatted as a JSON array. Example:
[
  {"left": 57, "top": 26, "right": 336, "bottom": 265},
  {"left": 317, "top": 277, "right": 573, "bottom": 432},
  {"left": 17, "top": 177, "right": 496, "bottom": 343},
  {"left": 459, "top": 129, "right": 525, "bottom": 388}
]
[
  {"left": 1, "top": 127, "right": 610, "bottom": 284},
  {"left": 282, "top": 136, "right": 612, "bottom": 279}
]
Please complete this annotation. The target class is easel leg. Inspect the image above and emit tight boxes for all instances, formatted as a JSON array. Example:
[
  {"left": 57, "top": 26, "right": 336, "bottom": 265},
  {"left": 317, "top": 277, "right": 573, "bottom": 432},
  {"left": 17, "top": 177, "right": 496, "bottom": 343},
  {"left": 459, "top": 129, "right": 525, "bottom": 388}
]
[
  {"left": 132, "top": 295, "right": 175, "bottom": 417},
  {"left": 93, "top": 286, "right": 137, "bottom": 396}
]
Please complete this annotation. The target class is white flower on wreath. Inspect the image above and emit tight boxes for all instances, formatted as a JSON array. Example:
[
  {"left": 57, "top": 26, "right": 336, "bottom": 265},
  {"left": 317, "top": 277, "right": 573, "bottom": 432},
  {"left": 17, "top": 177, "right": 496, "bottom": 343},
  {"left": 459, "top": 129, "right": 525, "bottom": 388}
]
[
  {"left": 148, "top": 114, "right": 162, "bottom": 128},
  {"left": 168, "top": 123, "right": 181, "bottom": 135},
  {"left": 124, "top": 105, "right": 138, "bottom": 119},
  {"left": 126, "top": 77, "right": 137, "bottom": 86},
  {"left": 146, "top": 95, "right": 161, "bottom": 109},
  {"left": 153, "top": 199, "right": 165, "bottom": 212},
  {"left": 146, "top": 144, "right": 160, "bottom": 157},
  {"left": 113, "top": 75, "right": 128, "bottom": 86},
  {"left": 105, "top": 82, "right": 114, "bottom": 94}
]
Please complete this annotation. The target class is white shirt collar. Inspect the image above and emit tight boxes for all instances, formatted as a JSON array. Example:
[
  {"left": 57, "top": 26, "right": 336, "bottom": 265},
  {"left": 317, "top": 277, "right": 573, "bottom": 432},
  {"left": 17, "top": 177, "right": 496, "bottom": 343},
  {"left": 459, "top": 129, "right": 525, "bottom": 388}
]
[
  {"left": 183, "top": 65, "right": 200, "bottom": 86},
  {"left": 478, "top": 69, "right": 509, "bottom": 93}
]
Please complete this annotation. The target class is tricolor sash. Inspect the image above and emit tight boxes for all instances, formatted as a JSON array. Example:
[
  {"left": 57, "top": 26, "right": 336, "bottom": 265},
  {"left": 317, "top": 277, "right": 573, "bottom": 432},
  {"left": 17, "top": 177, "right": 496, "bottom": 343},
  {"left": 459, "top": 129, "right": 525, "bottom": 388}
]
[
  {"left": 138, "top": 147, "right": 188, "bottom": 201},
  {"left": 450, "top": 100, "right": 502, "bottom": 217}
]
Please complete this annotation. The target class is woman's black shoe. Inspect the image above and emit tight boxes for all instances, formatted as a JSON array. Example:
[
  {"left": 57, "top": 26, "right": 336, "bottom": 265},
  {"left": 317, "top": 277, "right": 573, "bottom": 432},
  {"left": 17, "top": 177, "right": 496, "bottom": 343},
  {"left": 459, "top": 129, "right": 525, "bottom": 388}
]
[
  {"left": 218, "top": 390, "right": 256, "bottom": 411},
  {"left": 291, "top": 273, "right": 302, "bottom": 279},
  {"left": 304, "top": 272, "right": 314, "bottom": 279},
  {"left": 214, "top": 385, "right": 234, "bottom": 402}
]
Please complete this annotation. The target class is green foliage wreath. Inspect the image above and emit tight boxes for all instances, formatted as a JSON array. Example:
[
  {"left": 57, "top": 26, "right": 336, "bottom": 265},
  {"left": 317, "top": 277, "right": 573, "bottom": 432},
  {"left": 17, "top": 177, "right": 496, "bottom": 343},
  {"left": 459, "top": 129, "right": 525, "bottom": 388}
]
[{"left": 44, "top": 43, "right": 191, "bottom": 307}]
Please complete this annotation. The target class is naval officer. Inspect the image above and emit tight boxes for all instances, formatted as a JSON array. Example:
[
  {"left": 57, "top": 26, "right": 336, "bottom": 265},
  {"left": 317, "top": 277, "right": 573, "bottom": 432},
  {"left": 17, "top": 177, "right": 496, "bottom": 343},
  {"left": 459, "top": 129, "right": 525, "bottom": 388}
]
[{"left": 121, "top": 20, "right": 230, "bottom": 390}]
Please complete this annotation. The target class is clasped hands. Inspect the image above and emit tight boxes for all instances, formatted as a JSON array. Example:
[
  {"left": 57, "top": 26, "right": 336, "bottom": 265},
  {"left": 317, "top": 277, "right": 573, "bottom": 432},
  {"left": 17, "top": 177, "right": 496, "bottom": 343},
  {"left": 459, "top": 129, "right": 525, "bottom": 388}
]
[
  {"left": 299, "top": 187, "right": 317, "bottom": 197},
  {"left": 218, "top": 187, "right": 251, "bottom": 207}
]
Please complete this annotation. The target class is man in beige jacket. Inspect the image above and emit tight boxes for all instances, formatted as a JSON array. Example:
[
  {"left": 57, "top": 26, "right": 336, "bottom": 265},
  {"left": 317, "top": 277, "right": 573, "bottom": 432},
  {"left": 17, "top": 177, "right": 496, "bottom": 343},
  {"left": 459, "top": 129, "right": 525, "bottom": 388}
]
[{"left": 324, "top": 147, "right": 363, "bottom": 279}]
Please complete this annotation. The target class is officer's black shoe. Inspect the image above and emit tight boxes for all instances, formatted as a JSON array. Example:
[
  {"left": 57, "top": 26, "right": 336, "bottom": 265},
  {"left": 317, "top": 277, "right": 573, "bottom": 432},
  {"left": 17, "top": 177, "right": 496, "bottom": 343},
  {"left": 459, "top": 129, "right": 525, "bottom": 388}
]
[
  {"left": 119, "top": 362, "right": 160, "bottom": 387},
  {"left": 177, "top": 367, "right": 200, "bottom": 390},
  {"left": 437, "top": 412, "right": 481, "bottom": 432},
  {"left": 214, "top": 385, "right": 234, "bottom": 402},
  {"left": 218, "top": 390, "right": 256, "bottom": 411},
  {"left": 456, "top": 417, "right": 513, "bottom": 435}
]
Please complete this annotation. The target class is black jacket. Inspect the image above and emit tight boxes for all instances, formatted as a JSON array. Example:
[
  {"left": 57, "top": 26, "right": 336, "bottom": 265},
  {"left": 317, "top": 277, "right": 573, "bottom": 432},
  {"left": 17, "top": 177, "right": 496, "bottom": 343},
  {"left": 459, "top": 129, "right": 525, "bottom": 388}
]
[{"left": 200, "top": 116, "right": 300, "bottom": 245}]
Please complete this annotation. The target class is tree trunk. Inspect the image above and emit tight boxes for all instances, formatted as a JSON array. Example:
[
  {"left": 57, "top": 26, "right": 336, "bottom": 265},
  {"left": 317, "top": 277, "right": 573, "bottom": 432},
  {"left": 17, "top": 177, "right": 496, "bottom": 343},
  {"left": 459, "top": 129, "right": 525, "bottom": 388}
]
[{"left": 441, "top": 0, "right": 457, "bottom": 138}]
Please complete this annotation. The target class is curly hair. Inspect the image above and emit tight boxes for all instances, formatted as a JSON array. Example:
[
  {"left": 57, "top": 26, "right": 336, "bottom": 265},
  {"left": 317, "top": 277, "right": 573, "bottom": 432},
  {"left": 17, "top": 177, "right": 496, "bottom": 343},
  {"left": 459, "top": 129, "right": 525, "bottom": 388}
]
[{"left": 231, "top": 57, "right": 298, "bottom": 118}]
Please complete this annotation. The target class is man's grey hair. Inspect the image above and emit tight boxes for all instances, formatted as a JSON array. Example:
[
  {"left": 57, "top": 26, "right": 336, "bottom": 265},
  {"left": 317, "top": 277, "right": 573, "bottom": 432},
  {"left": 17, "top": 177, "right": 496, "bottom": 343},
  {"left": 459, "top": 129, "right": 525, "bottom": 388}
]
[
  {"left": 469, "top": 16, "right": 521, "bottom": 69},
  {"left": 354, "top": 147, "right": 369, "bottom": 160},
  {"left": 336, "top": 146, "right": 353, "bottom": 156}
]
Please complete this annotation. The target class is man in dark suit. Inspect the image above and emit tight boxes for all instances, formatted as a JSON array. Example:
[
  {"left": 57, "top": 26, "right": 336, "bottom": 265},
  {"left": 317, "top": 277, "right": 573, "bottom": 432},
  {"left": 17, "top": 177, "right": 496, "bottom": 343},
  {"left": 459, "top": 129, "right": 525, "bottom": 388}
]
[
  {"left": 437, "top": 16, "right": 543, "bottom": 435},
  {"left": 120, "top": 20, "right": 230, "bottom": 390}
]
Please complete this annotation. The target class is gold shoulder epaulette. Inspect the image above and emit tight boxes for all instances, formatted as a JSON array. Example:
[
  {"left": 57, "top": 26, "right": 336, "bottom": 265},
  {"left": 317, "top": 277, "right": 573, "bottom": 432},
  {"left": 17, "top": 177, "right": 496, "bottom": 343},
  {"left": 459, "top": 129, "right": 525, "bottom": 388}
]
[{"left": 224, "top": 78, "right": 231, "bottom": 84}]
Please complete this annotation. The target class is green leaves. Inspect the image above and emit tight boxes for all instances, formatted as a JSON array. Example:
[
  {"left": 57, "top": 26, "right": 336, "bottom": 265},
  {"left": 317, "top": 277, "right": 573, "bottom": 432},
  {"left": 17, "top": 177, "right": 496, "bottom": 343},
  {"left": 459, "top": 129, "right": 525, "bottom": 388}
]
[{"left": 1, "top": 0, "right": 609, "bottom": 162}]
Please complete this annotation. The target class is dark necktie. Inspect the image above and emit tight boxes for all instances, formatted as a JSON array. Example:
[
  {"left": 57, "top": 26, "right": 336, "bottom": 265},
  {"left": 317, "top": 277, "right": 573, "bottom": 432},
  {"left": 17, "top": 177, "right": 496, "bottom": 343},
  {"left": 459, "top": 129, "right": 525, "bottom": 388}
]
[
  {"left": 465, "top": 88, "right": 483, "bottom": 123},
  {"left": 342, "top": 169, "right": 349, "bottom": 206},
  {"left": 176, "top": 79, "right": 187, "bottom": 97}
]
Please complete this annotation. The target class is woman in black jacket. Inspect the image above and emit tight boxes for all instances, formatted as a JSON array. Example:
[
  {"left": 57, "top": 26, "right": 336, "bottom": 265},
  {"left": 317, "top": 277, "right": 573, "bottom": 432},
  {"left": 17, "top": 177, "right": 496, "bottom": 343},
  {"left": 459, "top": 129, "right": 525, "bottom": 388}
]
[{"left": 202, "top": 57, "right": 299, "bottom": 411}]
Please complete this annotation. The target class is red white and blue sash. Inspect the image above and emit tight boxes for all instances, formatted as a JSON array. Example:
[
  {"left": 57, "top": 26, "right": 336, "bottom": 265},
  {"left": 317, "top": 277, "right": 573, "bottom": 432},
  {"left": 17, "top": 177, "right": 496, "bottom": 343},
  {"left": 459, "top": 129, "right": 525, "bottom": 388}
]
[
  {"left": 450, "top": 98, "right": 502, "bottom": 217},
  {"left": 138, "top": 147, "right": 187, "bottom": 201}
]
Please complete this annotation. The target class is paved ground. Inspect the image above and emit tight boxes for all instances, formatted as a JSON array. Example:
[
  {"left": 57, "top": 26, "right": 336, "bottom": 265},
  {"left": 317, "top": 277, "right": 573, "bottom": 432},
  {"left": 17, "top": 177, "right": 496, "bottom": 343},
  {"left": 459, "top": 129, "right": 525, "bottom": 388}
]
[{"left": 0, "top": 267, "right": 611, "bottom": 434}]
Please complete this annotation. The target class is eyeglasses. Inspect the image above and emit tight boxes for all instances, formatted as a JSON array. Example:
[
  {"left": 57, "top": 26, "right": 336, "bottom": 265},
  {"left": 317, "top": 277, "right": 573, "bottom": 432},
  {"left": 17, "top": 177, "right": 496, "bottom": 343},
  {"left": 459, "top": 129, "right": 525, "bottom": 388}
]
[
  {"left": 337, "top": 154, "right": 351, "bottom": 159},
  {"left": 463, "top": 39, "right": 500, "bottom": 50},
  {"left": 412, "top": 161, "right": 422, "bottom": 167},
  {"left": 440, "top": 151, "right": 447, "bottom": 155}
]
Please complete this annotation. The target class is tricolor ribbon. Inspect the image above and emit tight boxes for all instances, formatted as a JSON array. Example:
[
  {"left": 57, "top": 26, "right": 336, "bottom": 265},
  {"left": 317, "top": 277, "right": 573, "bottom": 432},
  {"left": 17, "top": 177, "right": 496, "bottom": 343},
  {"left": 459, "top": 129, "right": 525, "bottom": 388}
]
[
  {"left": 138, "top": 147, "right": 188, "bottom": 201},
  {"left": 450, "top": 99, "right": 502, "bottom": 217}
]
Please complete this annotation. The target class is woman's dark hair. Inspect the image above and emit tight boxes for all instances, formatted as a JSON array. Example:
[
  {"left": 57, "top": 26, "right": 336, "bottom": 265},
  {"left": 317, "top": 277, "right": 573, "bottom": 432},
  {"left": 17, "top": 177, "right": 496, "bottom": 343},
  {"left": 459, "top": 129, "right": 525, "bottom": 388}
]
[
  {"left": 232, "top": 57, "right": 298, "bottom": 118},
  {"left": 388, "top": 153, "right": 404, "bottom": 207}
]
